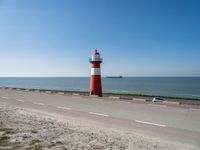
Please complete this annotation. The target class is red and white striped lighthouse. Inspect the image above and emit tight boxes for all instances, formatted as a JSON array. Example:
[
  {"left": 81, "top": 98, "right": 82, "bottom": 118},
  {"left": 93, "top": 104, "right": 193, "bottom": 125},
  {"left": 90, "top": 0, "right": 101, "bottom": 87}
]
[{"left": 89, "top": 50, "right": 103, "bottom": 97}]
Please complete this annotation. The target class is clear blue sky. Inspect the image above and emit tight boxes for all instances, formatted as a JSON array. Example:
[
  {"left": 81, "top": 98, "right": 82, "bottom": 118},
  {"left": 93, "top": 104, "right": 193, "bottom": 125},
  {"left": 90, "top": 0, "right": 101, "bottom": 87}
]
[{"left": 0, "top": 0, "right": 200, "bottom": 77}]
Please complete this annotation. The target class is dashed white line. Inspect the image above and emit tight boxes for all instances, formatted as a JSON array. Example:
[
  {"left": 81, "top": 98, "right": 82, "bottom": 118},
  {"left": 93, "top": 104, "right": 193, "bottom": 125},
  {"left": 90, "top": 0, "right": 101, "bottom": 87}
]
[
  {"left": 1, "top": 97, "right": 9, "bottom": 99},
  {"left": 119, "top": 101, "right": 131, "bottom": 104},
  {"left": 189, "top": 108, "right": 200, "bottom": 111},
  {"left": 148, "top": 104, "right": 166, "bottom": 107},
  {"left": 135, "top": 120, "right": 166, "bottom": 127},
  {"left": 33, "top": 102, "right": 45, "bottom": 106},
  {"left": 56, "top": 106, "right": 72, "bottom": 110},
  {"left": 88, "top": 112, "right": 109, "bottom": 117},
  {"left": 16, "top": 99, "right": 24, "bottom": 102}
]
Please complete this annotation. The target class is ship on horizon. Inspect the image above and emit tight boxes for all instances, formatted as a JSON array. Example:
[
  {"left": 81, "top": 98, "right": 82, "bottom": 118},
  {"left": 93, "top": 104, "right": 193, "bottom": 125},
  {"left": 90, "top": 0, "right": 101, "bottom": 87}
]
[{"left": 106, "top": 76, "right": 123, "bottom": 78}]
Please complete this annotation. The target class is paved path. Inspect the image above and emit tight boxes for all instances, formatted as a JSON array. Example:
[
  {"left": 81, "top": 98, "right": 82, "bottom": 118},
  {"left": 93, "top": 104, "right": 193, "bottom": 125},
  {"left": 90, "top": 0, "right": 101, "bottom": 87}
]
[{"left": 0, "top": 89, "right": 200, "bottom": 148}]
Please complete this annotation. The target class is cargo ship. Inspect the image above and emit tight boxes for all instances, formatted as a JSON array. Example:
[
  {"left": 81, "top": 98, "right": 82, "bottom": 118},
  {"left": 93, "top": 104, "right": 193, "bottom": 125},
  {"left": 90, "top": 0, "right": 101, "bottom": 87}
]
[{"left": 106, "top": 76, "right": 123, "bottom": 78}]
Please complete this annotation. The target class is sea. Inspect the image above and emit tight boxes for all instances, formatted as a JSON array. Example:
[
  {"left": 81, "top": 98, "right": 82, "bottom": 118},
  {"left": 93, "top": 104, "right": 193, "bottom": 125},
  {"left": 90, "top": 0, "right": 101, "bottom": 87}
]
[{"left": 0, "top": 77, "right": 200, "bottom": 100}]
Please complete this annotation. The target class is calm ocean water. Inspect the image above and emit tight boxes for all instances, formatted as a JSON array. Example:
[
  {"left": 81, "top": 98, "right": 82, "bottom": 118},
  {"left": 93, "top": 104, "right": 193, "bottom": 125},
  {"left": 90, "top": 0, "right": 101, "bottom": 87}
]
[{"left": 0, "top": 77, "right": 200, "bottom": 99}]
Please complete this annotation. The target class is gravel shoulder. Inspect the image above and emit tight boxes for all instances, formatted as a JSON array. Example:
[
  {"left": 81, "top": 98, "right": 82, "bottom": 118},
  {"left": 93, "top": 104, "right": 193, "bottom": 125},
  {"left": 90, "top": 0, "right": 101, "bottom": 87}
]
[{"left": 0, "top": 103, "right": 188, "bottom": 150}]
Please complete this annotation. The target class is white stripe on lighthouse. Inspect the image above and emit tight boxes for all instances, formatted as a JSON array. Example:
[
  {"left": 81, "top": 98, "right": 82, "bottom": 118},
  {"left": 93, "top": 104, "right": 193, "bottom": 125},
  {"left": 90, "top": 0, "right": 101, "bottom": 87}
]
[{"left": 91, "top": 68, "right": 101, "bottom": 75}]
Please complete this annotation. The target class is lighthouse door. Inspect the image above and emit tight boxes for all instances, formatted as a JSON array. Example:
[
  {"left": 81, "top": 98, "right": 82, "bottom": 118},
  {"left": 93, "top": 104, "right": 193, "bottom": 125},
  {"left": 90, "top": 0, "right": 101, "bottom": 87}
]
[{"left": 91, "top": 90, "right": 94, "bottom": 95}]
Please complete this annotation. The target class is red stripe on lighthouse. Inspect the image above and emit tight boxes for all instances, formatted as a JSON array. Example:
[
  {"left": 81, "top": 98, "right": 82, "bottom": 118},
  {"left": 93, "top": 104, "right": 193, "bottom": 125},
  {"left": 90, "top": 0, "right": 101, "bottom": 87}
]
[{"left": 91, "top": 62, "right": 100, "bottom": 68}]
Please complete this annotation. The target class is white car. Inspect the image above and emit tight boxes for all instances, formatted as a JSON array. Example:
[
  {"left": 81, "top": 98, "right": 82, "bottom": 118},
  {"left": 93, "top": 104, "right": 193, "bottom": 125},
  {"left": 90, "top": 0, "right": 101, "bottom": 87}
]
[{"left": 152, "top": 97, "right": 164, "bottom": 102}]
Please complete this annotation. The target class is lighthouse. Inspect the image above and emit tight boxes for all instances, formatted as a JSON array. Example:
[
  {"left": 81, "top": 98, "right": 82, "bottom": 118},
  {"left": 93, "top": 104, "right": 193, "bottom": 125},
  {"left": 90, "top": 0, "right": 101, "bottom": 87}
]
[{"left": 89, "top": 50, "right": 103, "bottom": 97}]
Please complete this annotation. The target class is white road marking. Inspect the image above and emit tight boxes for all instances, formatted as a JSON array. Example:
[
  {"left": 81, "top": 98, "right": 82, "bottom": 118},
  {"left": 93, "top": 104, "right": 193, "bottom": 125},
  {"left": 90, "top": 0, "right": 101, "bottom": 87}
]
[
  {"left": 33, "top": 102, "right": 45, "bottom": 106},
  {"left": 88, "top": 112, "right": 109, "bottom": 117},
  {"left": 148, "top": 104, "right": 166, "bottom": 107},
  {"left": 1, "top": 97, "right": 9, "bottom": 99},
  {"left": 119, "top": 101, "right": 131, "bottom": 104},
  {"left": 135, "top": 120, "right": 166, "bottom": 127},
  {"left": 57, "top": 92, "right": 65, "bottom": 95},
  {"left": 57, "top": 106, "right": 72, "bottom": 110},
  {"left": 16, "top": 99, "right": 24, "bottom": 102},
  {"left": 189, "top": 108, "right": 200, "bottom": 111}
]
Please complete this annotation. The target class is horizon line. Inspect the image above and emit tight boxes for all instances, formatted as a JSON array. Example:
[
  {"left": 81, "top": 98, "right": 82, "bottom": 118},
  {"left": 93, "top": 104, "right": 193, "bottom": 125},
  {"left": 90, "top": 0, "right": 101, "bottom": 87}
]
[{"left": 0, "top": 76, "right": 199, "bottom": 78}]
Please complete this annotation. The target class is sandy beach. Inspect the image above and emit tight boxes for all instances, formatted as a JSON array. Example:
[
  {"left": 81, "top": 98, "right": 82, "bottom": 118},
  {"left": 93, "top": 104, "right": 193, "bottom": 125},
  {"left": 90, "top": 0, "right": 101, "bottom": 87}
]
[{"left": 0, "top": 103, "right": 178, "bottom": 150}]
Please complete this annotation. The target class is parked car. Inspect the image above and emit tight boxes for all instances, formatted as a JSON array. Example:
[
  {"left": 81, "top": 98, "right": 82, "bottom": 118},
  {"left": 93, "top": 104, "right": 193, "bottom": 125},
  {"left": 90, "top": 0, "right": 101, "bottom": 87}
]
[{"left": 152, "top": 97, "right": 164, "bottom": 102}]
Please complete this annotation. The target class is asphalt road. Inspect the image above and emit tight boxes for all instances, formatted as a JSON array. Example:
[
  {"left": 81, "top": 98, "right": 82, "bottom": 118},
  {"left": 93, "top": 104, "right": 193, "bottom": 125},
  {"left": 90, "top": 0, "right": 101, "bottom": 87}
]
[{"left": 0, "top": 89, "right": 200, "bottom": 148}]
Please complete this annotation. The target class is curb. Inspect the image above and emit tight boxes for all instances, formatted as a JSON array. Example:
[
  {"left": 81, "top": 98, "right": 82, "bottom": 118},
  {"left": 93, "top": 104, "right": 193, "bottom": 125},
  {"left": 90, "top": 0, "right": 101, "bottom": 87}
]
[
  {"left": 132, "top": 98, "right": 146, "bottom": 102},
  {"left": 72, "top": 93, "right": 80, "bottom": 96},
  {"left": 163, "top": 101, "right": 180, "bottom": 105},
  {"left": 57, "top": 92, "right": 65, "bottom": 95},
  {"left": 108, "top": 96, "right": 120, "bottom": 99}
]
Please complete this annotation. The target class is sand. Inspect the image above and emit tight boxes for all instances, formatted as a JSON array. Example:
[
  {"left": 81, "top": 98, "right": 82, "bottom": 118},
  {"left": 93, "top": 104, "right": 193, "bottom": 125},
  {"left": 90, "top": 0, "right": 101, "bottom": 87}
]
[{"left": 0, "top": 103, "right": 178, "bottom": 150}]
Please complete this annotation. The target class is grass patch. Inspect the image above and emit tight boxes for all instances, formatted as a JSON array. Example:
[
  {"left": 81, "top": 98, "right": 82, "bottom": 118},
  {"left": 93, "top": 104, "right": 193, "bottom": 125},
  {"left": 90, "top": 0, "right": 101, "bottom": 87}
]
[
  {"left": 25, "top": 144, "right": 43, "bottom": 150},
  {"left": 0, "top": 127, "right": 15, "bottom": 135},
  {"left": 27, "top": 141, "right": 43, "bottom": 150},
  {"left": 0, "top": 128, "right": 13, "bottom": 132},
  {"left": 0, "top": 135, "right": 10, "bottom": 146},
  {"left": 31, "top": 130, "right": 38, "bottom": 134},
  {"left": 30, "top": 139, "right": 41, "bottom": 145}
]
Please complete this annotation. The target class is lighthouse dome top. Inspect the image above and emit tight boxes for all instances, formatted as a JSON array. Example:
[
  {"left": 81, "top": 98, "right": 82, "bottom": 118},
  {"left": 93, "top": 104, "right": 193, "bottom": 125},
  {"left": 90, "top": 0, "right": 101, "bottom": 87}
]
[
  {"left": 93, "top": 50, "right": 100, "bottom": 56},
  {"left": 89, "top": 49, "right": 102, "bottom": 63}
]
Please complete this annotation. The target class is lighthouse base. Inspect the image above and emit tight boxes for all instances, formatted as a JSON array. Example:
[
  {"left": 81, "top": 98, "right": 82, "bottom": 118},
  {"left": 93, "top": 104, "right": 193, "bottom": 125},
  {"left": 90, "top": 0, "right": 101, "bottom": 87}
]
[{"left": 89, "top": 75, "right": 102, "bottom": 97}]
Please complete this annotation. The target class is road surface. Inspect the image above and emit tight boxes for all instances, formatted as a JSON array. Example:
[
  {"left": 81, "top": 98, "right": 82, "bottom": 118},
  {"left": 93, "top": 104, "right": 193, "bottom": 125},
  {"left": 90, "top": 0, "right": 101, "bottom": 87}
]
[{"left": 0, "top": 88, "right": 200, "bottom": 149}]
